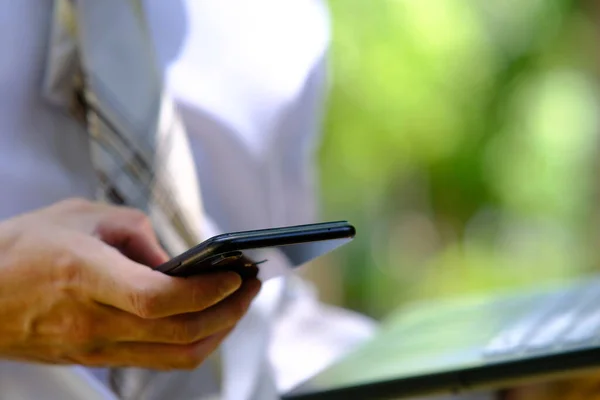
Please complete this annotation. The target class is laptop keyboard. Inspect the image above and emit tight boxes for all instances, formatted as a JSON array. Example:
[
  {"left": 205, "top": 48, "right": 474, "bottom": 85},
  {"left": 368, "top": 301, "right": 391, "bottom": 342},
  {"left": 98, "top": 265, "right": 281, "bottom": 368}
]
[{"left": 484, "top": 280, "right": 600, "bottom": 358}]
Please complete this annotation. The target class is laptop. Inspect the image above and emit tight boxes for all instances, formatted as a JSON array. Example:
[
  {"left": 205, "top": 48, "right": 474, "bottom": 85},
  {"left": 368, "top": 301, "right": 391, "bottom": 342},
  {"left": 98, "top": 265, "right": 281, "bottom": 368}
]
[{"left": 284, "top": 275, "right": 600, "bottom": 399}]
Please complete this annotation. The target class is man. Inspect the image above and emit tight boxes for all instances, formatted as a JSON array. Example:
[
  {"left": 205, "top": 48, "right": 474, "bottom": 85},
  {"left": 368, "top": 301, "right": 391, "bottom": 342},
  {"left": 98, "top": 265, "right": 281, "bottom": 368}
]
[
  {"left": 0, "top": 0, "right": 374, "bottom": 399},
  {"left": 0, "top": 1, "right": 590, "bottom": 400}
]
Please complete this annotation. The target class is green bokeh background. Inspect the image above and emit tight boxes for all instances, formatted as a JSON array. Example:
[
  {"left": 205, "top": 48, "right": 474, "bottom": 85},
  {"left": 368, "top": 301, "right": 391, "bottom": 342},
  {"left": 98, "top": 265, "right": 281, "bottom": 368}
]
[{"left": 317, "top": 0, "right": 600, "bottom": 319}]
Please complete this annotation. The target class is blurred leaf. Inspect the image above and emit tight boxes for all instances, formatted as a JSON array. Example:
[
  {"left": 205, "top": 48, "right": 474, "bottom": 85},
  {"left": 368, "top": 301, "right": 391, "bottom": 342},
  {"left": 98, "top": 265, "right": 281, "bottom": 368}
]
[{"left": 321, "top": 0, "right": 599, "bottom": 317}]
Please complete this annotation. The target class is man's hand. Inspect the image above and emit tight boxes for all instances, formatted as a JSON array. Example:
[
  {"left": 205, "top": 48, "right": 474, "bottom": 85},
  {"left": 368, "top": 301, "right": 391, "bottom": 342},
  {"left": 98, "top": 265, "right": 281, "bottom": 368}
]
[{"left": 0, "top": 198, "right": 260, "bottom": 370}]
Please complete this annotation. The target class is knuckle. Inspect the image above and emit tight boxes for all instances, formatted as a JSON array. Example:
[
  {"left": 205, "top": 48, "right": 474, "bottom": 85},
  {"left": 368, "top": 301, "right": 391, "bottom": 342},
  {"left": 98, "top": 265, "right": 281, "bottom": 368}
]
[
  {"left": 52, "top": 251, "right": 83, "bottom": 288},
  {"left": 129, "top": 285, "right": 161, "bottom": 318}
]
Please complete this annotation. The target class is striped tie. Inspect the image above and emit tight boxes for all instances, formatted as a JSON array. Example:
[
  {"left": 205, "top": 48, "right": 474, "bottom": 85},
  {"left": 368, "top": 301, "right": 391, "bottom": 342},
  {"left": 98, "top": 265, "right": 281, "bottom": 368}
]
[
  {"left": 53, "top": 0, "right": 206, "bottom": 256},
  {"left": 45, "top": 0, "right": 221, "bottom": 398}
]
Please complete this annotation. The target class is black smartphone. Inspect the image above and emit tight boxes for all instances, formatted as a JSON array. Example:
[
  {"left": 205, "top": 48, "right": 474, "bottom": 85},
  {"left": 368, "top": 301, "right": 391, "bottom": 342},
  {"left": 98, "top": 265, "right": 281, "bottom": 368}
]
[{"left": 155, "top": 221, "right": 355, "bottom": 279}]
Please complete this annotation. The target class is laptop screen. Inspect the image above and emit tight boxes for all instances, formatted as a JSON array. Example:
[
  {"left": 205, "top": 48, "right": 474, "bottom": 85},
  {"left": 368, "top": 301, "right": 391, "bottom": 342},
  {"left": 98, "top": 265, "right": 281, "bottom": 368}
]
[{"left": 283, "top": 286, "right": 567, "bottom": 399}]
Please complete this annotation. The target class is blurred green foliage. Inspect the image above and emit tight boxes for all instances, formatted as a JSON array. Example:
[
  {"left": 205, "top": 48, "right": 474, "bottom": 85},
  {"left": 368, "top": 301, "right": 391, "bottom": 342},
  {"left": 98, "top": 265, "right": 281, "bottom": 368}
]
[{"left": 320, "top": 0, "right": 600, "bottom": 319}]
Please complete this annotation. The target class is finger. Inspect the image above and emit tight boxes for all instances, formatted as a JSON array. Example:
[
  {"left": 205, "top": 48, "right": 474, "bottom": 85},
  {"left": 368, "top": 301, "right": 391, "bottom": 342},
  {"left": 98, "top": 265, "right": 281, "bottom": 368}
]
[
  {"left": 79, "top": 328, "right": 233, "bottom": 370},
  {"left": 94, "top": 207, "right": 169, "bottom": 267},
  {"left": 50, "top": 199, "right": 169, "bottom": 268},
  {"left": 91, "top": 249, "right": 245, "bottom": 318},
  {"left": 100, "top": 279, "right": 261, "bottom": 343}
]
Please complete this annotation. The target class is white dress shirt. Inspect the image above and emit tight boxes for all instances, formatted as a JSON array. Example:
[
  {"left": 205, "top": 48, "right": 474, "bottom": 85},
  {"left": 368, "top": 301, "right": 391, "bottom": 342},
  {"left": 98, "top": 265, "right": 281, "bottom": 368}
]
[{"left": 0, "top": 1, "right": 377, "bottom": 399}]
